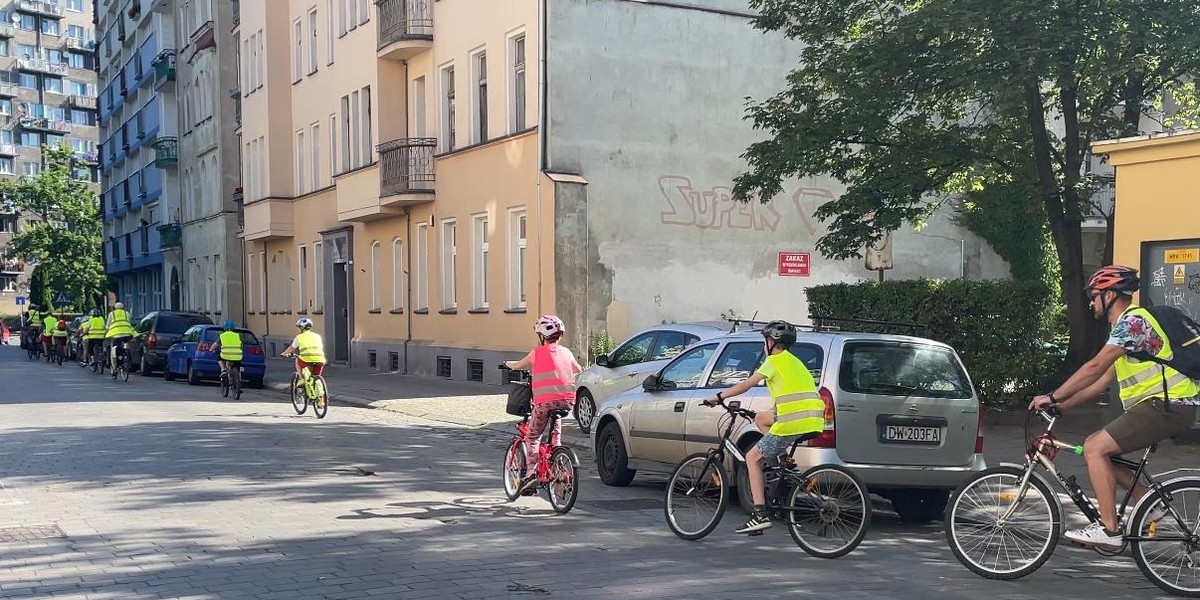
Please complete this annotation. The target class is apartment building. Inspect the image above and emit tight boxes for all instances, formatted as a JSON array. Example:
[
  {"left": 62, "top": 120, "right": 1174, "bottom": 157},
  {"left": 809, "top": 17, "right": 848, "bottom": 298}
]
[
  {"left": 98, "top": 0, "right": 178, "bottom": 315},
  {"left": 238, "top": 0, "right": 1006, "bottom": 383},
  {"left": 0, "top": 0, "right": 99, "bottom": 315}
]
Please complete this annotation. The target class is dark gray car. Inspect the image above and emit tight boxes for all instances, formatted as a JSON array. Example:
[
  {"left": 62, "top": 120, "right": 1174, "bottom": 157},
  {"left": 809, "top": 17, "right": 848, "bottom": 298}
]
[{"left": 128, "top": 311, "right": 212, "bottom": 375}]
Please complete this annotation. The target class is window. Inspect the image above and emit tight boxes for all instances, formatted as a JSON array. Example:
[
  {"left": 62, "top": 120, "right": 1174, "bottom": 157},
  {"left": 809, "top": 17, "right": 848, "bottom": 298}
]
[
  {"left": 338, "top": 0, "right": 347, "bottom": 35},
  {"left": 340, "top": 95, "right": 351, "bottom": 171},
  {"left": 67, "top": 53, "right": 85, "bottom": 70},
  {"left": 0, "top": 99, "right": 9, "bottom": 115},
  {"left": 359, "top": 86, "right": 371, "bottom": 165},
  {"left": 326, "top": 0, "right": 335, "bottom": 64},
  {"left": 71, "top": 109, "right": 91, "bottom": 125},
  {"left": 441, "top": 65, "right": 455, "bottom": 151},
  {"left": 257, "top": 252, "right": 266, "bottom": 312},
  {"left": 391, "top": 239, "right": 403, "bottom": 311},
  {"left": 349, "top": 89, "right": 360, "bottom": 166},
  {"left": 47, "top": 50, "right": 64, "bottom": 65},
  {"left": 69, "top": 80, "right": 89, "bottom": 95},
  {"left": 292, "top": 18, "right": 303, "bottom": 82},
  {"left": 256, "top": 33, "right": 264, "bottom": 90},
  {"left": 359, "top": 0, "right": 370, "bottom": 24},
  {"left": 508, "top": 208, "right": 527, "bottom": 309},
  {"left": 415, "top": 223, "right": 428, "bottom": 310},
  {"left": 369, "top": 241, "right": 380, "bottom": 310},
  {"left": 0, "top": 158, "right": 13, "bottom": 174},
  {"left": 609, "top": 333, "right": 656, "bottom": 367},
  {"left": 295, "top": 130, "right": 306, "bottom": 194},
  {"left": 311, "top": 123, "right": 321, "bottom": 189},
  {"left": 20, "top": 132, "right": 40, "bottom": 147},
  {"left": 651, "top": 331, "right": 700, "bottom": 361},
  {"left": 472, "top": 214, "right": 489, "bottom": 309},
  {"left": 329, "top": 113, "right": 337, "bottom": 176},
  {"left": 308, "top": 8, "right": 319, "bottom": 74},
  {"left": 18, "top": 73, "right": 37, "bottom": 89},
  {"left": 472, "top": 51, "right": 487, "bottom": 143},
  {"left": 42, "top": 20, "right": 60, "bottom": 36},
  {"left": 839, "top": 341, "right": 971, "bottom": 398},
  {"left": 658, "top": 344, "right": 719, "bottom": 390},
  {"left": 67, "top": 0, "right": 84, "bottom": 11},
  {"left": 44, "top": 78, "right": 64, "bottom": 94},
  {"left": 23, "top": 162, "right": 41, "bottom": 176},
  {"left": 297, "top": 245, "right": 308, "bottom": 311},
  {"left": 412, "top": 76, "right": 426, "bottom": 136},
  {"left": 245, "top": 254, "right": 255, "bottom": 312},
  {"left": 0, "top": 40, "right": 9, "bottom": 57},
  {"left": 68, "top": 25, "right": 86, "bottom": 39},
  {"left": 312, "top": 241, "right": 324, "bottom": 310},
  {"left": 17, "top": 15, "right": 35, "bottom": 32},
  {"left": 510, "top": 34, "right": 526, "bottom": 132},
  {"left": 440, "top": 220, "right": 457, "bottom": 309}
]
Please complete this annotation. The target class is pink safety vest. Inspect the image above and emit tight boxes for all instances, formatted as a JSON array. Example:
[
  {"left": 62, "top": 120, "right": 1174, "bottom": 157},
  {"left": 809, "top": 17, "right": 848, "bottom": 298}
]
[{"left": 531, "top": 344, "right": 577, "bottom": 404}]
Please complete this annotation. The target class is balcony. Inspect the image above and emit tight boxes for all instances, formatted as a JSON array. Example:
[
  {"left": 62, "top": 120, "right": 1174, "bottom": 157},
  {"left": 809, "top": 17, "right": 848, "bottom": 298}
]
[
  {"left": 0, "top": 24, "right": 14, "bottom": 38},
  {"left": 232, "top": 0, "right": 239, "bottom": 27},
  {"left": 0, "top": 144, "right": 17, "bottom": 157},
  {"left": 151, "top": 136, "right": 177, "bottom": 167},
  {"left": 378, "top": 138, "right": 436, "bottom": 206},
  {"left": 157, "top": 222, "right": 181, "bottom": 249},
  {"left": 150, "top": 0, "right": 169, "bottom": 13},
  {"left": 152, "top": 50, "right": 175, "bottom": 90},
  {"left": 14, "top": 58, "right": 68, "bottom": 76},
  {"left": 0, "top": 83, "right": 15, "bottom": 97},
  {"left": 75, "top": 150, "right": 99, "bottom": 165},
  {"left": 243, "top": 198, "right": 294, "bottom": 241},
  {"left": 16, "top": 0, "right": 64, "bottom": 18},
  {"left": 66, "top": 38, "right": 97, "bottom": 52},
  {"left": 1, "top": 259, "right": 25, "bottom": 275},
  {"left": 68, "top": 95, "right": 97, "bottom": 110},
  {"left": 19, "top": 116, "right": 72, "bottom": 133},
  {"left": 377, "top": 0, "right": 433, "bottom": 60}
]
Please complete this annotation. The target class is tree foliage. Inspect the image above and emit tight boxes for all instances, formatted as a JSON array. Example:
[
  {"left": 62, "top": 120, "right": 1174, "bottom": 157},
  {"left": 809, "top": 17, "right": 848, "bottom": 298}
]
[
  {"left": 732, "top": 0, "right": 1200, "bottom": 363},
  {"left": 1, "top": 145, "right": 104, "bottom": 311}
]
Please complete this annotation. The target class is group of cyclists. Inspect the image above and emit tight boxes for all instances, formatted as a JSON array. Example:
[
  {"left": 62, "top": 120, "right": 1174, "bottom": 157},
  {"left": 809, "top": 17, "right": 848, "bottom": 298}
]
[{"left": 20, "top": 302, "right": 134, "bottom": 373}]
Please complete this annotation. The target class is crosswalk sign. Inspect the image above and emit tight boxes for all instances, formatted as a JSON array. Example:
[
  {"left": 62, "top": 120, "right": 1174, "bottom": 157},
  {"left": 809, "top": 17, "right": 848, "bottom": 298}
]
[{"left": 53, "top": 291, "right": 69, "bottom": 305}]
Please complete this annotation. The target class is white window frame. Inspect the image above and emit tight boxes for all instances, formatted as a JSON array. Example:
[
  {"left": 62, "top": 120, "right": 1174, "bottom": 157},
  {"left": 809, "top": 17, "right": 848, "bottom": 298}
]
[
  {"left": 415, "top": 223, "right": 428, "bottom": 310},
  {"left": 326, "top": 0, "right": 336, "bottom": 64},
  {"left": 470, "top": 48, "right": 487, "bottom": 144},
  {"left": 311, "top": 122, "right": 321, "bottom": 189},
  {"left": 292, "top": 18, "right": 303, "bottom": 83},
  {"left": 338, "top": 0, "right": 348, "bottom": 36},
  {"left": 472, "top": 213, "right": 489, "bottom": 309},
  {"left": 440, "top": 219, "right": 457, "bottom": 310},
  {"left": 245, "top": 253, "right": 255, "bottom": 312},
  {"left": 359, "top": 0, "right": 371, "bottom": 24},
  {"left": 295, "top": 130, "right": 306, "bottom": 194},
  {"left": 298, "top": 244, "right": 309, "bottom": 311},
  {"left": 342, "top": 94, "right": 354, "bottom": 170},
  {"left": 370, "top": 241, "right": 381, "bottom": 311},
  {"left": 509, "top": 32, "right": 527, "bottom": 133},
  {"left": 312, "top": 241, "right": 324, "bottom": 311},
  {"left": 412, "top": 76, "right": 426, "bottom": 137},
  {"left": 508, "top": 208, "right": 527, "bottom": 309},
  {"left": 359, "top": 86, "right": 372, "bottom": 166},
  {"left": 329, "top": 113, "right": 338, "bottom": 176},
  {"left": 257, "top": 252, "right": 266, "bottom": 312},
  {"left": 392, "top": 238, "right": 404, "bottom": 311},
  {"left": 308, "top": 8, "right": 319, "bottom": 74},
  {"left": 440, "top": 64, "right": 455, "bottom": 152}
]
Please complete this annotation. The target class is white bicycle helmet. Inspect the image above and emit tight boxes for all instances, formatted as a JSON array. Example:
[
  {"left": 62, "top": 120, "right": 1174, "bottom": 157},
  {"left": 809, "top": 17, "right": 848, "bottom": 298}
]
[
  {"left": 534, "top": 315, "right": 565, "bottom": 338},
  {"left": 296, "top": 317, "right": 314, "bottom": 330}
]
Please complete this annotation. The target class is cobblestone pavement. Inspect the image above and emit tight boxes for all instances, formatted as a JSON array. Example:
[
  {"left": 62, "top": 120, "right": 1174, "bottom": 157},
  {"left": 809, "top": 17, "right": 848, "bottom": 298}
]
[{"left": 0, "top": 346, "right": 1188, "bottom": 599}]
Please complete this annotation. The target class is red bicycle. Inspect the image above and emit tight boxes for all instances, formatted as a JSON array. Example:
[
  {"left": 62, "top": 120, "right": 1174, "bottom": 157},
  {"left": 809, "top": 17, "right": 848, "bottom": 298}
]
[{"left": 500, "top": 366, "right": 580, "bottom": 513}]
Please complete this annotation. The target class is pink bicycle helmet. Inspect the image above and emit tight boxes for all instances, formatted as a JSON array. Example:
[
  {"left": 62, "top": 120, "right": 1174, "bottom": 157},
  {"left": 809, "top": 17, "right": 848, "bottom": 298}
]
[{"left": 535, "top": 315, "right": 565, "bottom": 338}]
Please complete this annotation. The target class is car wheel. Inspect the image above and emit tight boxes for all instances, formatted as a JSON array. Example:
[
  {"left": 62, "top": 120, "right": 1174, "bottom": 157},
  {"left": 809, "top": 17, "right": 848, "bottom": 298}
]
[
  {"left": 596, "top": 423, "right": 636, "bottom": 487},
  {"left": 890, "top": 489, "right": 950, "bottom": 524},
  {"left": 186, "top": 362, "right": 201, "bottom": 385},
  {"left": 139, "top": 354, "right": 153, "bottom": 376},
  {"left": 574, "top": 389, "right": 596, "bottom": 435}
]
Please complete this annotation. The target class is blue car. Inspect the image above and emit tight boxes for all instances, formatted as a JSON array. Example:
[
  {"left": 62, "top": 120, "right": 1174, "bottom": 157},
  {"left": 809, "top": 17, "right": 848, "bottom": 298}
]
[{"left": 164, "top": 325, "right": 266, "bottom": 387}]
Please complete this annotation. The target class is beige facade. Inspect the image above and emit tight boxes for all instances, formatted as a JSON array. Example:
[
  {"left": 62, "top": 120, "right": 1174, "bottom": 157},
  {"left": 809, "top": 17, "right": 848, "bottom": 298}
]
[{"left": 238, "top": 0, "right": 544, "bottom": 378}]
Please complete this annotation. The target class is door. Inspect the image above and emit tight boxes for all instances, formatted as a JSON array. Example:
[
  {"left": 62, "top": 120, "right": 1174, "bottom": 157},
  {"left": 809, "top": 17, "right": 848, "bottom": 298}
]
[
  {"left": 585, "top": 331, "right": 657, "bottom": 406},
  {"left": 331, "top": 262, "right": 350, "bottom": 362},
  {"left": 169, "top": 267, "right": 180, "bottom": 309},
  {"left": 167, "top": 326, "right": 199, "bottom": 374},
  {"left": 833, "top": 340, "right": 978, "bottom": 467},
  {"left": 628, "top": 343, "right": 719, "bottom": 465}
]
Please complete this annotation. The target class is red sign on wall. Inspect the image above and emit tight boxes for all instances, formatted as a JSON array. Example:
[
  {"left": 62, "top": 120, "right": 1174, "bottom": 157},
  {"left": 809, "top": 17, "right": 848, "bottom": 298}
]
[{"left": 778, "top": 252, "right": 810, "bottom": 277}]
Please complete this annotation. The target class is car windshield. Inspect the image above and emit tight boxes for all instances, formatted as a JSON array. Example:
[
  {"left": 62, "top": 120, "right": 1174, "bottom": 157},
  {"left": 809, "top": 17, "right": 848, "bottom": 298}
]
[
  {"left": 202, "top": 329, "right": 261, "bottom": 345},
  {"left": 839, "top": 341, "right": 972, "bottom": 399},
  {"left": 157, "top": 314, "right": 213, "bottom": 334}
]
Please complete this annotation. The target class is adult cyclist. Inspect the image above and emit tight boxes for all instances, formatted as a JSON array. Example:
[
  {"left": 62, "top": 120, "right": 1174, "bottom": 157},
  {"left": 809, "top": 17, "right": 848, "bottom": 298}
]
[
  {"left": 212, "top": 319, "right": 244, "bottom": 384},
  {"left": 83, "top": 309, "right": 106, "bottom": 368},
  {"left": 1030, "top": 265, "right": 1200, "bottom": 548},
  {"left": 104, "top": 302, "right": 136, "bottom": 376}
]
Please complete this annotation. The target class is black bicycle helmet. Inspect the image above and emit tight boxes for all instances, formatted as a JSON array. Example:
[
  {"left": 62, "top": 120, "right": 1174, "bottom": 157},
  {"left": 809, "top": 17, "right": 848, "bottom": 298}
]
[{"left": 761, "top": 320, "right": 797, "bottom": 347}]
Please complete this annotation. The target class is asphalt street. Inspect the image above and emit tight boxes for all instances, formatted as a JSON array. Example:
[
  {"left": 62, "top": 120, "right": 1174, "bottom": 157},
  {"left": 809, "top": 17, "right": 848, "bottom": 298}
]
[{"left": 0, "top": 345, "right": 1179, "bottom": 599}]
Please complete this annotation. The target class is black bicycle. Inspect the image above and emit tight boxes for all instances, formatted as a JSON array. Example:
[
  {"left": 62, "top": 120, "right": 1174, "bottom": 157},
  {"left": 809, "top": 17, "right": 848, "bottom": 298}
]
[
  {"left": 945, "top": 405, "right": 1200, "bottom": 596},
  {"left": 663, "top": 398, "right": 870, "bottom": 558},
  {"left": 220, "top": 361, "right": 243, "bottom": 400}
]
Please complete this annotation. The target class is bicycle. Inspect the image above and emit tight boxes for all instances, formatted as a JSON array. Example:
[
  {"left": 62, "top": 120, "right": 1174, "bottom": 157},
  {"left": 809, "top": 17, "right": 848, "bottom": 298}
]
[
  {"left": 663, "top": 398, "right": 871, "bottom": 558},
  {"left": 283, "top": 352, "right": 328, "bottom": 419},
  {"left": 219, "top": 361, "right": 243, "bottom": 400},
  {"left": 110, "top": 341, "right": 132, "bottom": 382},
  {"left": 88, "top": 341, "right": 106, "bottom": 374},
  {"left": 945, "top": 405, "right": 1200, "bottom": 596},
  {"left": 26, "top": 331, "right": 42, "bottom": 361},
  {"left": 51, "top": 337, "right": 67, "bottom": 366},
  {"left": 500, "top": 366, "right": 581, "bottom": 514}
]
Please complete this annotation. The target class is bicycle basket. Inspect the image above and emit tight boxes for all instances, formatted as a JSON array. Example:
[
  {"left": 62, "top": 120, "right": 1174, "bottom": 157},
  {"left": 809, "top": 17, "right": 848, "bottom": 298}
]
[{"left": 505, "top": 381, "right": 533, "bottom": 416}]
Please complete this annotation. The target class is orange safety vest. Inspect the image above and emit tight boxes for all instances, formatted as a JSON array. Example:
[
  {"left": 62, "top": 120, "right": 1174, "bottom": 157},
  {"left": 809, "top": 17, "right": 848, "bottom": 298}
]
[{"left": 531, "top": 344, "right": 577, "bottom": 404}]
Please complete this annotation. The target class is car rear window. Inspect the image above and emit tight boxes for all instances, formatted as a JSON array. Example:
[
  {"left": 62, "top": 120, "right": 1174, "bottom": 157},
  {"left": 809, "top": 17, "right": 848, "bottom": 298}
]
[
  {"left": 202, "top": 329, "right": 261, "bottom": 345},
  {"left": 838, "top": 341, "right": 972, "bottom": 399},
  {"left": 157, "top": 314, "right": 213, "bottom": 334}
]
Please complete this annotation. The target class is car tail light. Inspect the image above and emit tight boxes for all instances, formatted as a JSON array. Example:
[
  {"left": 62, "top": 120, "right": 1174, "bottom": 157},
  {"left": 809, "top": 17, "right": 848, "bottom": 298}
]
[
  {"left": 247, "top": 345, "right": 263, "bottom": 355},
  {"left": 975, "top": 407, "right": 985, "bottom": 453},
  {"left": 197, "top": 342, "right": 212, "bottom": 353},
  {"left": 146, "top": 332, "right": 157, "bottom": 349},
  {"left": 806, "top": 386, "right": 838, "bottom": 448}
]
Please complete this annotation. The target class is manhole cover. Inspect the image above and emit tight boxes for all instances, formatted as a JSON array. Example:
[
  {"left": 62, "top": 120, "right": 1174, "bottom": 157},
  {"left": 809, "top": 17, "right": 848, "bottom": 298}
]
[
  {"left": 582, "top": 498, "right": 662, "bottom": 511},
  {"left": 0, "top": 524, "right": 66, "bottom": 542}
]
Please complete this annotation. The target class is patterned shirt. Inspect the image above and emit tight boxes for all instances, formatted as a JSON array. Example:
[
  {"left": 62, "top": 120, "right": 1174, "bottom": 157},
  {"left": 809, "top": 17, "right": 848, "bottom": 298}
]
[{"left": 1108, "top": 310, "right": 1200, "bottom": 406}]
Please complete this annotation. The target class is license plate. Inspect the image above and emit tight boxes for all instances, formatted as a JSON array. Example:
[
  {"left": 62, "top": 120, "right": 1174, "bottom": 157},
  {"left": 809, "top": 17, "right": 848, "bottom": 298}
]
[{"left": 881, "top": 425, "right": 941, "bottom": 444}]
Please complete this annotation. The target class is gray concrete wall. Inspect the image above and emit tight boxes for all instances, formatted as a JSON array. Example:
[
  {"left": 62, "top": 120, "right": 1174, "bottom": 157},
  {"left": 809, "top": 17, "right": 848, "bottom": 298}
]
[{"left": 546, "top": 0, "right": 1009, "bottom": 343}]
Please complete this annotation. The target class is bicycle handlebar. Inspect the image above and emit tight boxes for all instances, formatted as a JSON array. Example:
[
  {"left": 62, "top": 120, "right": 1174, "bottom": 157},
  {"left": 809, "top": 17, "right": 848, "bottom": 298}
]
[{"left": 700, "top": 397, "right": 756, "bottom": 419}]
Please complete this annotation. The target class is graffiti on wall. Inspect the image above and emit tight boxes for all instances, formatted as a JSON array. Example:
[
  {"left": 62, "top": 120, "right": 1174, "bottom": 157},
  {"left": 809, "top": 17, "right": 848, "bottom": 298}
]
[{"left": 658, "top": 175, "right": 827, "bottom": 237}]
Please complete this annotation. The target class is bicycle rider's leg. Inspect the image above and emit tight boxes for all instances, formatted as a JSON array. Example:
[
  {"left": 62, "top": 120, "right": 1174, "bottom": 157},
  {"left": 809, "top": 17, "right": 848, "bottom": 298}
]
[
  {"left": 524, "top": 403, "right": 552, "bottom": 475},
  {"left": 744, "top": 409, "right": 776, "bottom": 506}
]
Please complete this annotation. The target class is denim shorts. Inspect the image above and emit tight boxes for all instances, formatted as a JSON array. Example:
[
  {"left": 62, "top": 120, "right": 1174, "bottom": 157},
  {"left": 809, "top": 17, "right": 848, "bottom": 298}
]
[{"left": 756, "top": 433, "right": 805, "bottom": 458}]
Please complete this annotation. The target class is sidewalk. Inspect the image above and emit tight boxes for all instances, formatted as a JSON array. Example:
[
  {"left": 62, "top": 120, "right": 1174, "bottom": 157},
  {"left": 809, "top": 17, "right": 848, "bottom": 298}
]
[{"left": 261, "top": 357, "right": 1200, "bottom": 481}]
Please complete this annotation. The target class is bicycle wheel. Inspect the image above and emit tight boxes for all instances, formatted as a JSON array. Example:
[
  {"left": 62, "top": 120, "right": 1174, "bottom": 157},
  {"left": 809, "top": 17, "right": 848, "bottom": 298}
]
[
  {"left": 220, "top": 373, "right": 230, "bottom": 397},
  {"left": 547, "top": 447, "right": 579, "bottom": 514},
  {"left": 290, "top": 375, "right": 308, "bottom": 415},
  {"left": 312, "top": 376, "right": 328, "bottom": 419},
  {"left": 783, "top": 464, "right": 871, "bottom": 558},
  {"left": 119, "top": 362, "right": 130, "bottom": 382},
  {"left": 1130, "top": 478, "right": 1200, "bottom": 597},
  {"left": 945, "top": 465, "right": 1061, "bottom": 580},
  {"left": 502, "top": 440, "right": 527, "bottom": 501},
  {"left": 233, "top": 368, "right": 242, "bottom": 400},
  {"left": 664, "top": 453, "right": 729, "bottom": 540}
]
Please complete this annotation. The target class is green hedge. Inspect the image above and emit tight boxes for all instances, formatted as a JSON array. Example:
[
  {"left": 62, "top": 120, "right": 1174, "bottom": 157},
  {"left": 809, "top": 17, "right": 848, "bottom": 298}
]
[{"left": 807, "top": 279, "right": 1066, "bottom": 409}]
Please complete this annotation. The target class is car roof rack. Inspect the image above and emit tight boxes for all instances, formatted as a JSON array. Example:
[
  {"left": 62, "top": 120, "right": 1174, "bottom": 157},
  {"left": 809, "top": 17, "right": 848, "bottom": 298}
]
[
  {"left": 809, "top": 315, "right": 928, "bottom": 336},
  {"left": 722, "top": 317, "right": 838, "bottom": 334}
]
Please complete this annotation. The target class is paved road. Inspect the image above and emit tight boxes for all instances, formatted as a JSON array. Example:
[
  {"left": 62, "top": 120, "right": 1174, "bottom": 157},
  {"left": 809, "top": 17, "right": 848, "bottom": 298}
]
[{"left": 0, "top": 345, "right": 1178, "bottom": 599}]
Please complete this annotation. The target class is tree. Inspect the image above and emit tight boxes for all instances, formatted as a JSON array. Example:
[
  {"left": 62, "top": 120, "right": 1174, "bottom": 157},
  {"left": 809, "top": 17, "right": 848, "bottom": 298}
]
[
  {"left": 732, "top": 0, "right": 1200, "bottom": 364},
  {"left": 1, "top": 144, "right": 105, "bottom": 312}
]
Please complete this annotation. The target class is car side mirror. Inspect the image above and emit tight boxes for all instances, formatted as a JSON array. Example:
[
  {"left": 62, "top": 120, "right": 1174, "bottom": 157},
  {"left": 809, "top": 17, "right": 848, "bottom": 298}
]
[
  {"left": 642, "top": 374, "right": 659, "bottom": 392},
  {"left": 596, "top": 354, "right": 610, "bottom": 367}
]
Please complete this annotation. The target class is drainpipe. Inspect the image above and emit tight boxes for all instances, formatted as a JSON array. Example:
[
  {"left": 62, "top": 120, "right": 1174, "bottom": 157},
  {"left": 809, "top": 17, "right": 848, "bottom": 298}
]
[
  {"left": 404, "top": 207, "right": 413, "bottom": 375},
  {"left": 262, "top": 246, "right": 270, "bottom": 345},
  {"left": 534, "top": 0, "right": 548, "bottom": 318}
]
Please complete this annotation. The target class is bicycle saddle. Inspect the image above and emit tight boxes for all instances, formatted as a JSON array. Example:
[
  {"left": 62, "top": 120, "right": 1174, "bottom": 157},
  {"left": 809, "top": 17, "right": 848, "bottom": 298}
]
[{"left": 549, "top": 409, "right": 571, "bottom": 418}]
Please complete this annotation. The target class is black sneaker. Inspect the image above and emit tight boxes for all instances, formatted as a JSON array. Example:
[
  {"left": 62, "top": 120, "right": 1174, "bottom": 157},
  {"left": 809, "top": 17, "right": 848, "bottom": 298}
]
[{"left": 736, "top": 511, "right": 772, "bottom": 534}]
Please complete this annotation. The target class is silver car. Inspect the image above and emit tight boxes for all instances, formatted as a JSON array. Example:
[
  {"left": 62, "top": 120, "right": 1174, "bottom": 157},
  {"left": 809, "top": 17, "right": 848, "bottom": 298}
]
[
  {"left": 590, "top": 329, "right": 987, "bottom": 523},
  {"left": 573, "top": 322, "right": 733, "bottom": 434}
]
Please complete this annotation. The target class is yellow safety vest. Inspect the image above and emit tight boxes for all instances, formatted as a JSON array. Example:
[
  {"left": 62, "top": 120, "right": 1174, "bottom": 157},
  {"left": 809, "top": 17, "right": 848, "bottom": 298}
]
[
  {"left": 1113, "top": 306, "right": 1200, "bottom": 411},
  {"left": 295, "top": 330, "right": 326, "bottom": 364},
  {"left": 52, "top": 319, "right": 68, "bottom": 338},
  {"left": 218, "top": 330, "right": 244, "bottom": 361},
  {"left": 43, "top": 315, "right": 58, "bottom": 333},
  {"left": 27, "top": 310, "right": 40, "bottom": 327},
  {"left": 105, "top": 309, "right": 135, "bottom": 338},
  {"left": 85, "top": 316, "right": 106, "bottom": 340},
  {"left": 760, "top": 351, "right": 825, "bottom": 437}
]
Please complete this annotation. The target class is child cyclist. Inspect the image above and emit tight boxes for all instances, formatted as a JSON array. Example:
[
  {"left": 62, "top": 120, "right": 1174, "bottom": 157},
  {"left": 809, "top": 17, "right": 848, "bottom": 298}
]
[
  {"left": 702, "top": 320, "right": 825, "bottom": 534},
  {"left": 503, "top": 315, "right": 583, "bottom": 486}
]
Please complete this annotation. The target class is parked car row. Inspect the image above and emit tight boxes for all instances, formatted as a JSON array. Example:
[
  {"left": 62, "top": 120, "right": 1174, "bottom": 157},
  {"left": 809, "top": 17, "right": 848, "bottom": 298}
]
[{"left": 582, "top": 320, "right": 987, "bottom": 523}]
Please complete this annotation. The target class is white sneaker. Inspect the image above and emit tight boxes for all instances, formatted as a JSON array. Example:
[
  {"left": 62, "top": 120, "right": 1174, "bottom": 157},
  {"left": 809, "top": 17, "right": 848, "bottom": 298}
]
[{"left": 1065, "top": 522, "right": 1123, "bottom": 548}]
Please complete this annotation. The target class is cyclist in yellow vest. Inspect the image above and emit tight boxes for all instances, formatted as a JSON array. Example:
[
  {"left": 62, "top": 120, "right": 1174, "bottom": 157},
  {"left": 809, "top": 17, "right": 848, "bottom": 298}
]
[
  {"left": 51, "top": 312, "right": 69, "bottom": 358},
  {"left": 82, "top": 309, "right": 106, "bottom": 366},
  {"left": 41, "top": 312, "right": 58, "bottom": 359},
  {"left": 280, "top": 317, "right": 326, "bottom": 377},
  {"left": 1031, "top": 266, "right": 1200, "bottom": 549},
  {"left": 24, "top": 305, "right": 41, "bottom": 350},
  {"left": 212, "top": 319, "right": 244, "bottom": 380},
  {"left": 702, "top": 320, "right": 825, "bottom": 534},
  {"left": 104, "top": 302, "right": 136, "bottom": 375}
]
